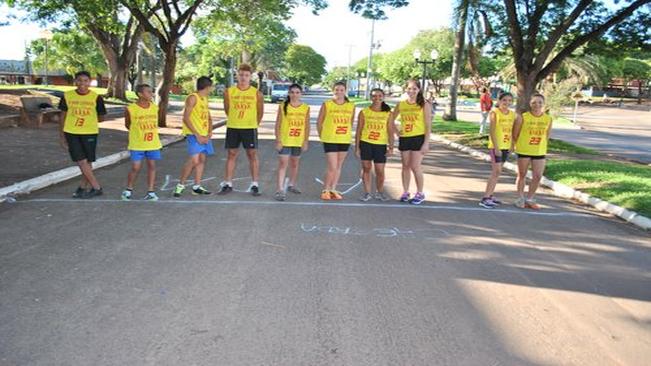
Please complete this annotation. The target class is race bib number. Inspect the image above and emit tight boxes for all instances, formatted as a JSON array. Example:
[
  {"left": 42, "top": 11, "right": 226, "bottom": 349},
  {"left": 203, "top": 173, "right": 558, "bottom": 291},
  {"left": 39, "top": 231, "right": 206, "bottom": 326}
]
[
  {"left": 335, "top": 126, "right": 348, "bottom": 135},
  {"left": 528, "top": 137, "right": 542, "bottom": 145},
  {"left": 404, "top": 123, "right": 413, "bottom": 133},
  {"left": 368, "top": 131, "right": 380, "bottom": 141},
  {"left": 144, "top": 132, "right": 154, "bottom": 141},
  {"left": 75, "top": 118, "right": 85, "bottom": 127},
  {"left": 289, "top": 128, "right": 302, "bottom": 137}
]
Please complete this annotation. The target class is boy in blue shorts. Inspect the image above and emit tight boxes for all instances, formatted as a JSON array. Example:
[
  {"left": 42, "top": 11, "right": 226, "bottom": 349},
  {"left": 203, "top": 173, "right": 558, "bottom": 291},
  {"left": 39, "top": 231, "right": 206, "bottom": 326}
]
[
  {"left": 173, "top": 76, "right": 214, "bottom": 197},
  {"left": 122, "top": 84, "right": 162, "bottom": 201}
]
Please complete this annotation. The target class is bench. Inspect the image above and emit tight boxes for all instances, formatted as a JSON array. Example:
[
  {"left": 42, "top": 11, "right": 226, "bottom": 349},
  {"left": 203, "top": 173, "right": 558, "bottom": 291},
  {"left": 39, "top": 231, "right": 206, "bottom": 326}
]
[{"left": 20, "top": 96, "right": 61, "bottom": 128}]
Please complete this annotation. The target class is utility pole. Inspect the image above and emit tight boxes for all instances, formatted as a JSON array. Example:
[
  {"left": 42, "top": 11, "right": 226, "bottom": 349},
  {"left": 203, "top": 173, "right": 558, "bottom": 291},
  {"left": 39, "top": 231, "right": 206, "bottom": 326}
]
[
  {"left": 345, "top": 44, "right": 354, "bottom": 95},
  {"left": 364, "top": 19, "right": 375, "bottom": 100}
]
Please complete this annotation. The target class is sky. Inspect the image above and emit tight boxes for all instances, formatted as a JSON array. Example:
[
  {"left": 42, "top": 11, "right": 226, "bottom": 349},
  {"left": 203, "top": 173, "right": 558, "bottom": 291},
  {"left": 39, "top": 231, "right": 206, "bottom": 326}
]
[{"left": 0, "top": 0, "right": 452, "bottom": 68}]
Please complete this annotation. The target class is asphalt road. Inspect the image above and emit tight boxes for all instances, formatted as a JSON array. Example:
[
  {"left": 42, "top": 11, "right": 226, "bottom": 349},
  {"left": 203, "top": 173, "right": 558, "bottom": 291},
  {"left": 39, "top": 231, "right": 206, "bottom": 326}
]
[{"left": 1, "top": 102, "right": 650, "bottom": 365}]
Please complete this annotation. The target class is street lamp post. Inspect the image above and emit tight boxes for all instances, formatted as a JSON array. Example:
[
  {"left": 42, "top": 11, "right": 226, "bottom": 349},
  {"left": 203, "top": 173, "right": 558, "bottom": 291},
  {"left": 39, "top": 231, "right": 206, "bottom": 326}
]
[
  {"left": 364, "top": 19, "right": 382, "bottom": 99},
  {"left": 413, "top": 49, "right": 438, "bottom": 91},
  {"left": 39, "top": 29, "right": 53, "bottom": 86}
]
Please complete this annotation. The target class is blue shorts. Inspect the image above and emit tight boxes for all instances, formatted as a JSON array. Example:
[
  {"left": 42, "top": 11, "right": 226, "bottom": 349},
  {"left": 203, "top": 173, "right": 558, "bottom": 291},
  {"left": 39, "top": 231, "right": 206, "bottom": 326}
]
[
  {"left": 186, "top": 135, "right": 215, "bottom": 156},
  {"left": 130, "top": 149, "right": 162, "bottom": 161}
]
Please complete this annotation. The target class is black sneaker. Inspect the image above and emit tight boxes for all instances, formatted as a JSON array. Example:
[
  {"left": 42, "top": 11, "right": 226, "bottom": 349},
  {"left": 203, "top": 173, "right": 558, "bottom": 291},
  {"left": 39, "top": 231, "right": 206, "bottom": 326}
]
[
  {"left": 217, "top": 185, "right": 233, "bottom": 195},
  {"left": 82, "top": 187, "right": 103, "bottom": 199},
  {"left": 72, "top": 187, "right": 86, "bottom": 199},
  {"left": 250, "top": 185, "right": 261, "bottom": 196},
  {"left": 192, "top": 186, "right": 212, "bottom": 195}
]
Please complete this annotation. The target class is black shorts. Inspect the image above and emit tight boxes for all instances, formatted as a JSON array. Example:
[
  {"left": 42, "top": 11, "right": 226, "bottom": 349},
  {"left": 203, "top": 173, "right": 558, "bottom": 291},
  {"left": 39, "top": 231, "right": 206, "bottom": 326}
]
[
  {"left": 489, "top": 149, "right": 510, "bottom": 163},
  {"left": 323, "top": 143, "right": 350, "bottom": 153},
  {"left": 399, "top": 135, "right": 425, "bottom": 151},
  {"left": 517, "top": 153, "right": 546, "bottom": 160},
  {"left": 225, "top": 128, "right": 257, "bottom": 149},
  {"left": 65, "top": 133, "right": 97, "bottom": 162},
  {"left": 359, "top": 141, "right": 387, "bottom": 163}
]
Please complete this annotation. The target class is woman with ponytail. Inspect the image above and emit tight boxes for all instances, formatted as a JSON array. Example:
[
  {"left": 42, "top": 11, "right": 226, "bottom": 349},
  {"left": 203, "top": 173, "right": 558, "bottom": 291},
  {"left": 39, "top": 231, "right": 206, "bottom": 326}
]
[
  {"left": 274, "top": 84, "right": 310, "bottom": 201},
  {"left": 316, "top": 81, "right": 356, "bottom": 200},
  {"left": 389, "top": 79, "right": 432, "bottom": 205},
  {"left": 355, "top": 88, "right": 394, "bottom": 201}
]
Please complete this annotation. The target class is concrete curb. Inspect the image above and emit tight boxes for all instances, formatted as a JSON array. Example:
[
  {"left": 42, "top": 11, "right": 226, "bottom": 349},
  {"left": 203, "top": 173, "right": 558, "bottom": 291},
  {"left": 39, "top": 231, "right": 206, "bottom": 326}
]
[
  {"left": 430, "top": 134, "right": 651, "bottom": 231},
  {"left": 0, "top": 119, "right": 226, "bottom": 203}
]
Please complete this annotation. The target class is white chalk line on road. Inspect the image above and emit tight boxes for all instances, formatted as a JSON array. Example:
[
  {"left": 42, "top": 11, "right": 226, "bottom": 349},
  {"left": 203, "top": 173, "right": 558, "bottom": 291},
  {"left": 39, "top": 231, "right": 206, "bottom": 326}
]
[{"left": 18, "top": 198, "right": 597, "bottom": 218}]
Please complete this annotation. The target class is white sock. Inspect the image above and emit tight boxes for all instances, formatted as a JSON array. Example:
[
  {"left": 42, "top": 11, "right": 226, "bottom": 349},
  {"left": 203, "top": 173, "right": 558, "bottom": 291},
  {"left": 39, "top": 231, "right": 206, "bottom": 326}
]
[
  {"left": 221, "top": 181, "right": 232, "bottom": 187},
  {"left": 251, "top": 181, "right": 259, "bottom": 187},
  {"left": 192, "top": 184, "right": 200, "bottom": 190}
]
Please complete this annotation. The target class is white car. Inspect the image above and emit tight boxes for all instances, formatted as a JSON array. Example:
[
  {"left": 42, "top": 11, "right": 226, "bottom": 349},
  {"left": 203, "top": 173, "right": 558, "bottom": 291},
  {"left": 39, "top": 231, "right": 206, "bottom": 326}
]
[{"left": 270, "top": 83, "right": 291, "bottom": 103}]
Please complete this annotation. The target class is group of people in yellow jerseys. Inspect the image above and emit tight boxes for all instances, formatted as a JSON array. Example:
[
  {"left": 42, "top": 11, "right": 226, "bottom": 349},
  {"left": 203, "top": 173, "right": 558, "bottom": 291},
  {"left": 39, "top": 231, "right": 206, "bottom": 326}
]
[{"left": 58, "top": 65, "right": 552, "bottom": 209}]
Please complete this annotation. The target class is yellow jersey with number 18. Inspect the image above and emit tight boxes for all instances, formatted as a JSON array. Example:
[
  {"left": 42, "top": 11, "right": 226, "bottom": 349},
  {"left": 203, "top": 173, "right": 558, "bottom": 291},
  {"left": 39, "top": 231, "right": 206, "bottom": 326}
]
[
  {"left": 227, "top": 86, "right": 258, "bottom": 129},
  {"left": 488, "top": 108, "right": 515, "bottom": 150},
  {"left": 127, "top": 103, "right": 161, "bottom": 151},
  {"left": 280, "top": 103, "right": 309, "bottom": 147},
  {"left": 320, "top": 100, "right": 355, "bottom": 144},
  {"left": 515, "top": 112, "right": 552, "bottom": 156},
  {"left": 360, "top": 107, "right": 390, "bottom": 145},
  {"left": 63, "top": 90, "right": 100, "bottom": 134},
  {"left": 182, "top": 93, "right": 210, "bottom": 136},
  {"left": 397, "top": 101, "right": 425, "bottom": 137}
]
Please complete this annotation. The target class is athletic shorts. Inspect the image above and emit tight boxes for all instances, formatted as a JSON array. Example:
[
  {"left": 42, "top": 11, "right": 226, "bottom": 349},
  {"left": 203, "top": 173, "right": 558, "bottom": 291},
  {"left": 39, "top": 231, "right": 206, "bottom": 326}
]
[
  {"left": 130, "top": 149, "right": 161, "bottom": 161},
  {"left": 323, "top": 143, "right": 350, "bottom": 153},
  {"left": 225, "top": 128, "right": 257, "bottom": 149},
  {"left": 65, "top": 133, "right": 97, "bottom": 162},
  {"left": 186, "top": 135, "right": 215, "bottom": 156},
  {"left": 278, "top": 146, "right": 302, "bottom": 157},
  {"left": 398, "top": 135, "right": 425, "bottom": 151},
  {"left": 517, "top": 153, "right": 546, "bottom": 160},
  {"left": 489, "top": 149, "right": 510, "bottom": 164},
  {"left": 359, "top": 141, "right": 387, "bottom": 163}
]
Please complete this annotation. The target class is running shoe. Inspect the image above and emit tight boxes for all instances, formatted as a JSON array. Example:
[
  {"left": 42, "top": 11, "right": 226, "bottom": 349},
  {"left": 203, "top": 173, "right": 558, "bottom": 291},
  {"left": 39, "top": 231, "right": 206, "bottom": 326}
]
[
  {"left": 320, "top": 190, "right": 332, "bottom": 200},
  {"left": 330, "top": 190, "right": 343, "bottom": 200},
  {"left": 250, "top": 185, "right": 261, "bottom": 196},
  {"left": 525, "top": 199, "right": 541, "bottom": 210},
  {"left": 399, "top": 192, "right": 410, "bottom": 202},
  {"left": 217, "top": 184, "right": 233, "bottom": 195},
  {"left": 144, "top": 192, "right": 159, "bottom": 201},
  {"left": 479, "top": 197, "right": 497, "bottom": 209},
  {"left": 489, "top": 195, "right": 502, "bottom": 205},
  {"left": 287, "top": 185, "right": 302, "bottom": 194},
  {"left": 173, "top": 184, "right": 185, "bottom": 197},
  {"left": 82, "top": 187, "right": 103, "bottom": 199},
  {"left": 514, "top": 197, "right": 526, "bottom": 209},
  {"left": 375, "top": 192, "right": 391, "bottom": 202},
  {"left": 121, "top": 190, "right": 132, "bottom": 201},
  {"left": 359, "top": 192, "right": 373, "bottom": 202},
  {"left": 274, "top": 191, "right": 286, "bottom": 201},
  {"left": 409, "top": 192, "right": 425, "bottom": 205},
  {"left": 192, "top": 186, "right": 212, "bottom": 195},
  {"left": 72, "top": 186, "right": 86, "bottom": 199}
]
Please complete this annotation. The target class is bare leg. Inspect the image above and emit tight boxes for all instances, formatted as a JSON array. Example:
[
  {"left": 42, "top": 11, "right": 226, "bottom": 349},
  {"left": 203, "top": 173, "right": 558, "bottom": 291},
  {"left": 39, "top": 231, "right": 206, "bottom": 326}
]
[
  {"left": 516, "top": 158, "right": 531, "bottom": 198},
  {"left": 194, "top": 153, "right": 206, "bottom": 186},
  {"left": 375, "top": 163, "right": 386, "bottom": 192},
  {"left": 224, "top": 149, "right": 239, "bottom": 182},
  {"left": 126, "top": 161, "right": 143, "bottom": 189},
  {"left": 77, "top": 159, "right": 100, "bottom": 189},
  {"left": 179, "top": 156, "right": 195, "bottom": 185},
  {"left": 410, "top": 151, "right": 425, "bottom": 193},
  {"left": 246, "top": 148, "right": 259, "bottom": 182},
  {"left": 483, "top": 162, "right": 503, "bottom": 197},
  {"left": 361, "top": 160, "right": 373, "bottom": 193},
  {"left": 527, "top": 159, "right": 547, "bottom": 200},
  {"left": 146, "top": 160, "right": 157, "bottom": 191},
  {"left": 332, "top": 150, "right": 348, "bottom": 191},
  {"left": 277, "top": 155, "right": 289, "bottom": 192},
  {"left": 288, "top": 156, "right": 300, "bottom": 187},
  {"left": 323, "top": 152, "right": 338, "bottom": 190},
  {"left": 401, "top": 151, "right": 412, "bottom": 193}
]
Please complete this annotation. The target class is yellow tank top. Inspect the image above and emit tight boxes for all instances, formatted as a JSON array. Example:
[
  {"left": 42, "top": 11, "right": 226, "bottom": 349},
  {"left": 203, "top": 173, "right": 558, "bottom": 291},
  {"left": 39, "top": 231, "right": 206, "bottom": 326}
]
[
  {"left": 360, "top": 107, "right": 390, "bottom": 145},
  {"left": 488, "top": 108, "right": 515, "bottom": 150},
  {"left": 320, "top": 100, "right": 355, "bottom": 144},
  {"left": 280, "top": 103, "right": 309, "bottom": 147},
  {"left": 63, "top": 90, "right": 100, "bottom": 134},
  {"left": 127, "top": 103, "right": 161, "bottom": 151},
  {"left": 516, "top": 112, "right": 552, "bottom": 156},
  {"left": 397, "top": 101, "right": 425, "bottom": 137},
  {"left": 182, "top": 93, "right": 210, "bottom": 136},
  {"left": 227, "top": 85, "right": 258, "bottom": 129}
]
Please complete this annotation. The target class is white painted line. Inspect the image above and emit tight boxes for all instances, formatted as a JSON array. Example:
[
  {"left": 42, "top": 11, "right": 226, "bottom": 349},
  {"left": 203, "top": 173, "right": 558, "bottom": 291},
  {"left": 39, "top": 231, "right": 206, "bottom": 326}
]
[{"left": 18, "top": 198, "right": 596, "bottom": 218}]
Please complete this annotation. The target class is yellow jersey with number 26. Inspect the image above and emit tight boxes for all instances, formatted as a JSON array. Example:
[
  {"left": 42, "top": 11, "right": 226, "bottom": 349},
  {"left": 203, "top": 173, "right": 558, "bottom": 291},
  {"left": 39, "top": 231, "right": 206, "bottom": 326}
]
[{"left": 280, "top": 103, "right": 309, "bottom": 147}]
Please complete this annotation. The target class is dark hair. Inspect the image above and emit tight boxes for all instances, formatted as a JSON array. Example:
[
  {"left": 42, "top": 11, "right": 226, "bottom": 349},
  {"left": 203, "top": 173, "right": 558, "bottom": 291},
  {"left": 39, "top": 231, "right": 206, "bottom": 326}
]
[
  {"left": 135, "top": 83, "right": 152, "bottom": 95},
  {"left": 406, "top": 79, "right": 425, "bottom": 107},
  {"left": 283, "top": 83, "right": 303, "bottom": 115},
  {"left": 482, "top": 87, "right": 488, "bottom": 93},
  {"left": 371, "top": 88, "right": 391, "bottom": 112},
  {"left": 238, "top": 63, "right": 253, "bottom": 73},
  {"left": 74, "top": 71, "right": 91, "bottom": 79},
  {"left": 196, "top": 76, "right": 213, "bottom": 91},
  {"left": 333, "top": 81, "right": 350, "bottom": 102},
  {"left": 497, "top": 92, "right": 513, "bottom": 100},
  {"left": 531, "top": 93, "right": 545, "bottom": 102}
]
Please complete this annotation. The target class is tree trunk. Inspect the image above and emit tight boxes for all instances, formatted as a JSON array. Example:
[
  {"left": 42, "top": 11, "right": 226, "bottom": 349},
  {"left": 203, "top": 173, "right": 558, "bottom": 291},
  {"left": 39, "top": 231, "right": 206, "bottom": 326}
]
[
  {"left": 444, "top": 2, "right": 468, "bottom": 121},
  {"left": 157, "top": 41, "right": 177, "bottom": 127},
  {"left": 515, "top": 71, "right": 537, "bottom": 113},
  {"left": 638, "top": 79, "right": 642, "bottom": 104},
  {"left": 108, "top": 61, "right": 129, "bottom": 100}
]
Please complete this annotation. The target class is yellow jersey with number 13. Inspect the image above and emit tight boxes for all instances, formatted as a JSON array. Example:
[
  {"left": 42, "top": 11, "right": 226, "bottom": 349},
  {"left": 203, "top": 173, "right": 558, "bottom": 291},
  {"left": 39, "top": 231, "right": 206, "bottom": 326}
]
[
  {"left": 127, "top": 103, "right": 161, "bottom": 151},
  {"left": 515, "top": 112, "right": 552, "bottom": 156},
  {"left": 320, "top": 100, "right": 355, "bottom": 144},
  {"left": 63, "top": 90, "right": 100, "bottom": 134},
  {"left": 182, "top": 93, "right": 210, "bottom": 136}
]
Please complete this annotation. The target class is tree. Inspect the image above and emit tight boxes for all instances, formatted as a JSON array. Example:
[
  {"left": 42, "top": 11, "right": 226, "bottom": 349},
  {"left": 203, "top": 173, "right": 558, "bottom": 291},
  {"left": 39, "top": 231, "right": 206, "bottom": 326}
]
[
  {"left": 621, "top": 58, "right": 651, "bottom": 104},
  {"left": 322, "top": 66, "right": 349, "bottom": 88},
  {"left": 29, "top": 28, "right": 107, "bottom": 78},
  {"left": 8, "top": 0, "right": 144, "bottom": 100},
  {"left": 283, "top": 44, "right": 327, "bottom": 86}
]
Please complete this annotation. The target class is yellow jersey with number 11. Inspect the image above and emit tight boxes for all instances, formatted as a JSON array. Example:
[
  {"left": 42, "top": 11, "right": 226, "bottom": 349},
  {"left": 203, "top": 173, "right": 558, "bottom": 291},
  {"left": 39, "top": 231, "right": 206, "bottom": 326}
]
[{"left": 227, "top": 86, "right": 258, "bottom": 129}]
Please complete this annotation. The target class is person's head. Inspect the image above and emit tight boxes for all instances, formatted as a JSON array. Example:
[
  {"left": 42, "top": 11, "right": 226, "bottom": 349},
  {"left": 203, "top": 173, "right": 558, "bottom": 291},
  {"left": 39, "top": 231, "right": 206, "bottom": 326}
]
[
  {"left": 74, "top": 71, "right": 91, "bottom": 92},
  {"left": 496, "top": 92, "right": 513, "bottom": 109},
  {"left": 481, "top": 87, "right": 488, "bottom": 94},
  {"left": 333, "top": 81, "right": 348, "bottom": 102},
  {"left": 237, "top": 64, "right": 252, "bottom": 86},
  {"left": 529, "top": 93, "right": 545, "bottom": 113},
  {"left": 135, "top": 84, "right": 153, "bottom": 102},
  {"left": 370, "top": 88, "right": 391, "bottom": 112},
  {"left": 196, "top": 76, "right": 213, "bottom": 95},
  {"left": 405, "top": 79, "right": 424, "bottom": 107},
  {"left": 283, "top": 83, "right": 303, "bottom": 115}
]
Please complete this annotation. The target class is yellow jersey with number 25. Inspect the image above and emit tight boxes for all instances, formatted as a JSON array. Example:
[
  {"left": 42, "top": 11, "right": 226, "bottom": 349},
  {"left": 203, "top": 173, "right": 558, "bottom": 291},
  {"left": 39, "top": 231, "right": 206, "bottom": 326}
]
[{"left": 320, "top": 100, "right": 355, "bottom": 144}]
